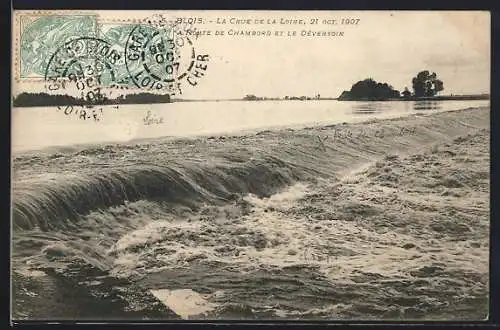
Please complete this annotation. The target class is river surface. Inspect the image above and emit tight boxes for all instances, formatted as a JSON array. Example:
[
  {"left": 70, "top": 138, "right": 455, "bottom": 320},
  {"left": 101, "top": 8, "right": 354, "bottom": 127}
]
[
  {"left": 12, "top": 100, "right": 489, "bottom": 152},
  {"left": 11, "top": 102, "right": 489, "bottom": 320}
]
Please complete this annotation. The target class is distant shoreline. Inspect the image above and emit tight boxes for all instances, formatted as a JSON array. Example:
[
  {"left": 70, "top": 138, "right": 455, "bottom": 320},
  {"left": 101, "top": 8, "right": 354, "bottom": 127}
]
[
  {"left": 11, "top": 94, "right": 489, "bottom": 107},
  {"left": 336, "top": 94, "right": 490, "bottom": 102},
  {"left": 172, "top": 95, "right": 488, "bottom": 102},
  {"left": 11, "top": 92, "right": 172, "bottom": 108},
  {"left": 172, "top": 95, "right": 489, "bottom": 103}
]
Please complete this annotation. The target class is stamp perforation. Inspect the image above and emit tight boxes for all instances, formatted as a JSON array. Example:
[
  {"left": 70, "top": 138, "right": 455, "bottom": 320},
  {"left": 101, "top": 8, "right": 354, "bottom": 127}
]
[
  {"left": 14, "top": 12, "right": 101, "bottom": 81},
  {"left": 13, "top": 13, "right": 188, "bottom": 83},
  {"left": 14, "top": 11, "right": 207, "bottom": 98}
]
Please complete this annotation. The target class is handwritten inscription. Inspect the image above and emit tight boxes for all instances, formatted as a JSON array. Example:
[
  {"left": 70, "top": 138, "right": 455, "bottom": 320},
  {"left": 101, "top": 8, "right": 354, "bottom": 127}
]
[
  {"left": 331, "top": 126, "right": 417, "bottom": 140},
  {"left": 315, "top": 126, "right": 417, "bottom": 150},
  {"left": 143, "top": 110, "right": 164, "bottom": 125},
  {"left": 316, "top": 135, "right": 329, "bottom": 151},
  {"left": 302, "top": 246, "right": 337, "bottom": 264}
]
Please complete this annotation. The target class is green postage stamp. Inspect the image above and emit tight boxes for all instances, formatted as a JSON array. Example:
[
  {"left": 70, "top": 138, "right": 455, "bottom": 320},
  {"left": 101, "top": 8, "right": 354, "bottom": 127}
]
[{"left": 14, "top": 11, "right": 209, "bottom": 97}]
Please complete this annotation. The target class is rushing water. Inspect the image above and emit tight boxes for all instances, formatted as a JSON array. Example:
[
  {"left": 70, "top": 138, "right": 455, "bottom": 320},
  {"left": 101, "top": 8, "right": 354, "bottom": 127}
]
[
  {"left": 12, "top": 100, "right": 489, "bottom": 152},
  {"left": 11, "top": 102, "right": 489, "bottom": 320}
]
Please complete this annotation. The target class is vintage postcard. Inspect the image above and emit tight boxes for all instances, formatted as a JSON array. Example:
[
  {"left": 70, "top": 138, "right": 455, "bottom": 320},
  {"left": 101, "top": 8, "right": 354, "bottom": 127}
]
[{"left": 11, "top": 10, "right": 490, "bottom": 321}]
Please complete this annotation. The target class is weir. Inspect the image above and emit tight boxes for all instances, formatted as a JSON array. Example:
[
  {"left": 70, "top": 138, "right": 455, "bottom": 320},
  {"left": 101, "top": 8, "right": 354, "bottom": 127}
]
[
  {"left": 10, "top": 106, "right": 490, "bottom": 320},
  {"left": 11, "top": 106, "right": 489, "bottom": 232}
]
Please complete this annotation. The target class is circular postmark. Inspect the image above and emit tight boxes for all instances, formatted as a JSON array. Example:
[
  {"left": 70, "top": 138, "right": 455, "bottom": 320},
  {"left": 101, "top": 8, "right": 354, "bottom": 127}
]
[
  {"left": 44, "top": 37, "right": 123, "bottom": 104},
  {"left": 124, "top": 22, "right": 209, "bottom": 96}
]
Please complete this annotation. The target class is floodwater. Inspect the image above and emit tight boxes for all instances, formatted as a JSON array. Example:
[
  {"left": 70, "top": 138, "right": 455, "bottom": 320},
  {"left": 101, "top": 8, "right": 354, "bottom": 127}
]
[
  {"left": 12, "top": 99, "right": 489, "bottom": 153},
  {"left": 11, "top": 102, "right": 490, "bottom": 320}
]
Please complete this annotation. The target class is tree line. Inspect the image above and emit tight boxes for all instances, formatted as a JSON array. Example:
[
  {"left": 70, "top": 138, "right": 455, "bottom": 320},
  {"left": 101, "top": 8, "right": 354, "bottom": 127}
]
[
  {"left": 339, "top": 70, "right": 445, "bottom": 101},
  {"left": 12, "top": 92, "right": 171, "bottom": 107}
]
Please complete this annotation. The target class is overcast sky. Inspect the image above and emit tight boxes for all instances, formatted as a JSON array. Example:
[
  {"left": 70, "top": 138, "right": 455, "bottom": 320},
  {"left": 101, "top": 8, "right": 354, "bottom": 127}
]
[{"left": 14, "top": 11, "right": 490, "bottom": 99}]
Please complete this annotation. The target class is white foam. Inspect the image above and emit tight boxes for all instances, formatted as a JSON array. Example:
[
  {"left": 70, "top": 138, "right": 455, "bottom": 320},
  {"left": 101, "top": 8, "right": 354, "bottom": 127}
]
[
  {"left": 150, "top": 288, "right": 217, "bottom": 319},
  {"left": 244, "top": 182, "right": 310, "bottom": 207},
  {"left": 14, "top": 267, "right": 46, "bottom": 278}
]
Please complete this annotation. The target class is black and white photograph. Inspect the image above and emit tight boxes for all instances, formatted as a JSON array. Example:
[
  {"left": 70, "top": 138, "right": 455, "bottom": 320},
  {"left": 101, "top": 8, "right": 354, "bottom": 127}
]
[{"left": 11, "top": 10, "right": 490, "bottom": 320}]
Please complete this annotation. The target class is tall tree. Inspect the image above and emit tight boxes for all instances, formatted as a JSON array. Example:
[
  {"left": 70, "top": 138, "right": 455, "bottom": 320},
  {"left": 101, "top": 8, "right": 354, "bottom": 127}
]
[{"left": 411, "top": 70, "right": 444, "bottom": 97}]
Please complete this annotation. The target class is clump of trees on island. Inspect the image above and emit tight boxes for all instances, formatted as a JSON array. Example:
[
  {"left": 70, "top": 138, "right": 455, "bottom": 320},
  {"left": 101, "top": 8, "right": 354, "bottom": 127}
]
[
  {"left": 338, "top": 70, "right": 446, "bottom": 101},
  {"left": 240, "top": 70, "right": 488, "bottom": 102},
  {"left": 338, "top": 78, "right": 400, "bottom": 101},
  {"left": 240, "top": 70, "right": 456, "bottom": 102},
  {"left": 12, "top": 92, "right": 171, "bottom": 107}
]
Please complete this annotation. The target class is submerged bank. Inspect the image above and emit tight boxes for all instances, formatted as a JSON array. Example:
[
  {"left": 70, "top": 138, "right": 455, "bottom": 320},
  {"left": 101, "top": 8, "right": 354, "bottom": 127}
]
[{"left": 12, "top": 106, "right": 489, "bottom": 320}]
